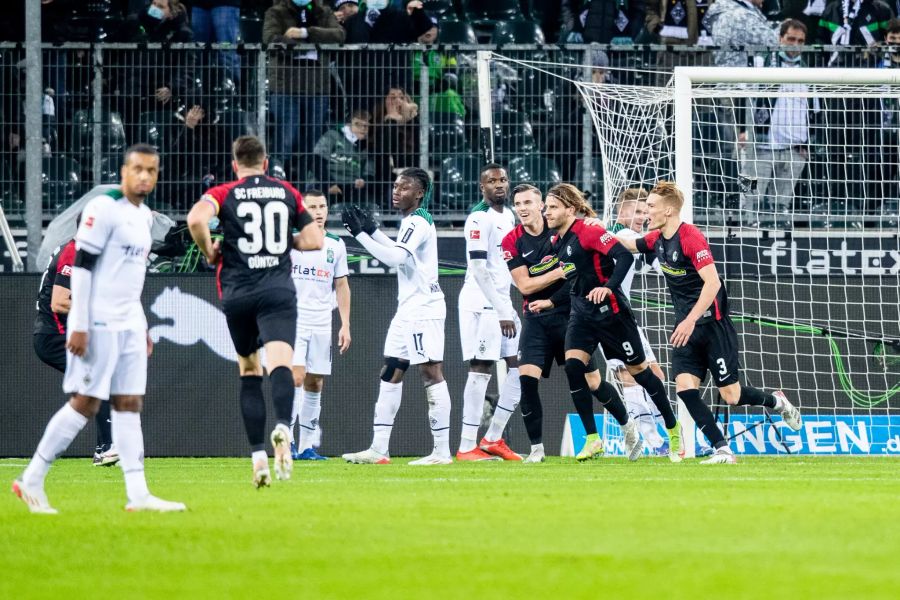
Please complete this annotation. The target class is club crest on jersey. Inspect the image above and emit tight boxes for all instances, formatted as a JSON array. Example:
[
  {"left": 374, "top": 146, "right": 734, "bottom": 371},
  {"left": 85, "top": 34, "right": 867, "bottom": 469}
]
[
  {"left": 469, "top": 229, "right": 481, "bottom": 240},
  {"left": 327, "top": 248, "right": 334, "bottom": 263},
  {"left": 566, "top": 245, "right": 572, "bottom": 256},
  {"left": 672, "top": 251, "right": 679, "bottom": 261},
  {"left": 479, "top": 340, "right": 487, "bottom": 355}
]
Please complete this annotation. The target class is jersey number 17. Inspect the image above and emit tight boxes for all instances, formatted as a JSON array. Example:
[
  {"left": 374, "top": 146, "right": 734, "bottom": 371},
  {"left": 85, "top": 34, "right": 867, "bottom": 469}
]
[{"left": 237, "top": 202, "right": 289, "bottom": 255}]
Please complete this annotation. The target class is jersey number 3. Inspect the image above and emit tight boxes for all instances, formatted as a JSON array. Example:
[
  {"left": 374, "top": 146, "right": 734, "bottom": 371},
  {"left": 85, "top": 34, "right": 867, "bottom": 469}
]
[{"left": 237, "top": 201, "right": 289, "bottom": 254}]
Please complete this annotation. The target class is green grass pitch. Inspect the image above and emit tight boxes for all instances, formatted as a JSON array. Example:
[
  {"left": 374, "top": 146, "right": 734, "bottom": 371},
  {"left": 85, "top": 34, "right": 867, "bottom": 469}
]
[{"left": 3, "top": 456, "right": 899, "bottom": 599}]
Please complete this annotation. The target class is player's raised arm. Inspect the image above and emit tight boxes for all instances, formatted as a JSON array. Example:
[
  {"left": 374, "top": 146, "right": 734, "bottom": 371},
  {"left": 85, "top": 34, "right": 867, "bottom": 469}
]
[
  {"left": 615, "top": 231, "right": 640, "bottom": 253},
  {"left": 294, "top": 218, "right": 324, "bottom": 251}
]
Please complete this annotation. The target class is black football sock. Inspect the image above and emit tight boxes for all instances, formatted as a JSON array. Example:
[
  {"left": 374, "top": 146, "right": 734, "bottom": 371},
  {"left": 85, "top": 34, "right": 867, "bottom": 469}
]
[
  {"left": 565, "top": 359, "right": 597, "bottom": 435},
  {"left": 592, "top": 380, "right": 630, "bottom": 426},
  {"left": 632, "top": 368, "right": 677, "bottom": 429},
  {"left": 736, "top": 385, "right": 777, "bottom": 409},
  {"left": 677, "top": 389, "right": 727, "bottom": 449},
  {"left": 240, "top": 375, "right": 266, "bottom": 452},
  {"left": 519, "top": 374, "right": 543, "bottom": 445},
  {"left": 269, "top": 366, "right": 294, "bottom": 427},
  {"left": 95, "top": 400, "right": 112, "bottom": 448}
]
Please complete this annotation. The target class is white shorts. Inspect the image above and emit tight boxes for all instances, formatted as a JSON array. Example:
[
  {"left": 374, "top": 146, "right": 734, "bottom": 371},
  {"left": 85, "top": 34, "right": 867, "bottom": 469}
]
[
  {"left": 383, "top": 316, "right": 445, "bottom": 365},
  {"left": 603, "top": 325, "right": 656, "bottom": 370},
  {"left": 459, "top": 309, "right": 520, "bottom": 361},
  {"left": 293, "top": 327, "right": 332, "bottom": 375},
  {"left": 63, "top": 329, "right": 147, "bottom": 400}
]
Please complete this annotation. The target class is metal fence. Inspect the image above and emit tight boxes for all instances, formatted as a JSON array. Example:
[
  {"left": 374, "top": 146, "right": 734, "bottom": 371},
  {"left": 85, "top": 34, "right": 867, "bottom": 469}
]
[{"left": 1, "top": 43, "right": 898, "bottom": 238}]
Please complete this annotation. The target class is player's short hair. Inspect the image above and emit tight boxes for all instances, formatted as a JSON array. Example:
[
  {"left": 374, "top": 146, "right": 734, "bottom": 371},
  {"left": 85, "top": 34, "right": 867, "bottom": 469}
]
[
  {"left": 304, "top": 188, "right": 326, "bottom": 198},
  {"left": 546, "top": 183, "right": 596, "bottom": 218},
  {"left": 887, "top": 18, "right": 900, "bottom": 36},
  {"left": 123, "top": 143, "right": 159, "bottom": 165},
  {"left": 780, "top": 19, "right": 808, "bottom": 37},
  {"left": 512, "top": 183, "right": 541, "bottom": 198},
  {"left": 350, "top": 108, "right": 371, "bottom": 122},
  {"left": 480, "top": 162, "right": 506, "bottom": 179},
  {"left": 232, "top": 135, "right": 267, "bottom": 168},
  {"left": 616, "top": 187, "right": 648, "bottom": 207},
  {"left": 649, "top": 181, "right": 685, "bottom": 211}
]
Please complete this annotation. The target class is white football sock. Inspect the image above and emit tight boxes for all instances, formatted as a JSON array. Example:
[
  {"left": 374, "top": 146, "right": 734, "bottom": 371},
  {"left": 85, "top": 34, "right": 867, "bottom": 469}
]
[
  {"left": 290, "top": 387, "right": 303, "bottom": 442},
  {"left": 252, "top": 449, "right": 268, "bottom": 466},
  {"left": 460, "top": 371, "right": 491, "bottom": 453},
  {"left": 112, "top": 410, "right": 150, "bottom": 503},
  {"left": 486, "top": 367, "right": 520, "bottom": 441},
  {"left": 371, "top": 381, "right": 402, "bottom": 455},
  {"left": 426, "top": 380, "right": 451, "bottom": 458},
  {"left": 530, "top": 443, "right": 545, "bottom": 455},
  {"left": 623, "top": 385, "right": 664, "bottom": 448},
  {"left": 22, "top": 402, "right": 88, "bottom": 489},
  {"left": 297, "top": 389, "right": 322, "bottom": 452}
]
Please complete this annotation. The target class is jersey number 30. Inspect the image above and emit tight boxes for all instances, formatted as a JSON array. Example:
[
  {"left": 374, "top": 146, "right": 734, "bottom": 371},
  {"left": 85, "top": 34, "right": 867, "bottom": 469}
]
[{"left": 237, "top": 202, "right": 289, "bottom": 254}]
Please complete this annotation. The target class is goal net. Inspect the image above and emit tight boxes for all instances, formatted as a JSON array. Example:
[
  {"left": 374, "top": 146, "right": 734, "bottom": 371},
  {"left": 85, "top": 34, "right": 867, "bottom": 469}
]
[{"left": 482, "top": 53, "right": 900, "bottom": 457}]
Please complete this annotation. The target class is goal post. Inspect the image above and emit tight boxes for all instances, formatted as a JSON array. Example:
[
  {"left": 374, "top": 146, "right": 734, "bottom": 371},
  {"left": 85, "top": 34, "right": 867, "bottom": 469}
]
[{"left": 480, "top": 53, "right": 900, "bottom": 457}]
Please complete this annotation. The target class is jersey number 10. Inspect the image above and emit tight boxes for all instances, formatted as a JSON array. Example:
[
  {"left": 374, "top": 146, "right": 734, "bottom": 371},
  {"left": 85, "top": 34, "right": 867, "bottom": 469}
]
[{"left": 236, "top": 201, "right": 289, "bottom": 255}]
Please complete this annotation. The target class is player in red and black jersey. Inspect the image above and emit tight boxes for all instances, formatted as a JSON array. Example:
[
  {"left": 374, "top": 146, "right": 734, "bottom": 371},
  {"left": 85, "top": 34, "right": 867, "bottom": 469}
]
[
  {"left": 619, "top": 181, "right": 802, "bottom": 464},
  {"left": 188, "top": 135, "right": 323, "bottom": 486},
  {"left": 33, "top": 219, "right": 116, "bottom": 466},
  {"left": 545, "top": 183, "right": 680, "bottom": 462}
]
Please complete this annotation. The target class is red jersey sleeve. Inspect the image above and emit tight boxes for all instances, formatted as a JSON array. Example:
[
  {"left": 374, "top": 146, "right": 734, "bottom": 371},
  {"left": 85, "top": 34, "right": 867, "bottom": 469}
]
[
  {"left": 576, "top": 221, "right": 620, "bottom": 255},
  {"left": 680, "top": 224, "right": 715, "bottom": 270},
  {"left": 200, "top": 184, "right": 229, "bottom": 214},
  {"left": 502, "top": 226, "right": 525, "bottom": 270},
  {"left": 54, "top": 240, "right": 76, "bottom": 289},
  {"left": 635, "top": 230, "right": 660, "bottom": 254}
]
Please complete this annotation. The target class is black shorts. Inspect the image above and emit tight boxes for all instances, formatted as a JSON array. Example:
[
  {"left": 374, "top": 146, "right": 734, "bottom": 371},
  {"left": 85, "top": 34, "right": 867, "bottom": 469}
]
[
  {"left": 672, "top": 317, "right": 740, "bottom": 386},
  {"left": 34, "top": 333, "right": 66, "bottom": 373},
  {"left": 223, "top": 287, "right": 297, "bottom": 358},
  {"left": 519, "top": 312, "right": 597, "bottom": 378},
  {"left": 565, "top": 308, "right": 646, "bottom": 367}
]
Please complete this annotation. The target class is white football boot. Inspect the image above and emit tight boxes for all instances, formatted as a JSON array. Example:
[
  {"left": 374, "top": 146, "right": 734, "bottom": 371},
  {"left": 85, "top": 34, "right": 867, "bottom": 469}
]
[
  {"left": 700, "top": 446, "right": 737, "bottom": 464},
  {"left": 12, "top": 479, "right": 57, "bottom": 514},
  {"left": 271, "top": 424, "right": 293, "bottom": 481},
  {"left": 773, "top": 391, "right": 802, "bottom": 431},
  {"left": 622, "top": 419, "right": 643, "bottom": 461},
  {"left": 342, "top": 448, "right": 391, "bottom": 464}
]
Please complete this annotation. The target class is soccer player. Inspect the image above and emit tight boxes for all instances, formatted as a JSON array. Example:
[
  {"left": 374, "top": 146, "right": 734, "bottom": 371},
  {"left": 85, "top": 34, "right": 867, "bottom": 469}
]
[
  {"left": 340, "top": 168, "right": 452, "bottom": 465},
  {"left": 617, "top": 181, "right": 802, "bottom": 464},
  {"left": 503, "top": 184, "right": 635, "bottom": 463},
  {"left": 457, "top": 163, "right": 522, "bottom": 462},
  {"left": 33, "top": 215, "right": 118, "bottom": 467},
  {"left": 14, "top": 144, "right": 184, "bottom": 513},
  {"left": 288, "top": 189, "right": 351, "bottom": 461},
  {"left": 544, "top": 183, "right": 681, "bottom": 462},
  {"left": 604, "top": 188, "right": 672, "bottom": 456},
  {"left": 187, "top": 135, "right": 324, "bottom": 487}
]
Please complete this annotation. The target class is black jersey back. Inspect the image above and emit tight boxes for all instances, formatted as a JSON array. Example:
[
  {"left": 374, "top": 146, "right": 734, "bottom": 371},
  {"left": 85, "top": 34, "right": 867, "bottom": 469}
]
[
  {"left": 636, "top": 223, "right": 727, "bottom": 325},
  {"left": 203, "top": 175, "right": 313, "bottom": 301},
  {"left": 34, "top": 239, "right": 75, "bottom": 335},
  {"left": 552, "top": 219, "right": 632, "bottom": 318},
  {"left": 502, "top": 219, "right": 569, "bottom": 317}
]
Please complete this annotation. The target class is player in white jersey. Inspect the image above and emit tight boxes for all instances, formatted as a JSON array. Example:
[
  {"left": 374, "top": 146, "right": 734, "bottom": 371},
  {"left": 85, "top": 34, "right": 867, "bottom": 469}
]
[
  {"left": 604, "top": 188, "right": 671, "bottom": 455},
  {"left": 288, "top": 190, "right": 351, "bottom": 461},
  {"left": 13, "top": 144, "right": 185, "bottom": 514},
  {"left": 456, "top": 163, "right": 522, "bottom": 461},
  {"left": 340, "top": 168, "right": 453, "bottom": 465}
]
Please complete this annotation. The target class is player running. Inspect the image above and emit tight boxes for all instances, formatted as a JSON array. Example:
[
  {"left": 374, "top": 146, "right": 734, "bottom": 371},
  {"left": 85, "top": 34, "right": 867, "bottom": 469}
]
[
  {"left": 604, "top": 188, "right": 673, "bottom": 456},
  {"left": 33, "top": 215, "right": 118, "bottom": 467},
  {"left": 502, "top": 184, "right": 630, "bottom": 463},
  {"left": 340, "top": 168, "right": 453, "bottom": 465},
  {"left": 187, "top": 135, "right": 324, "bottom": 487},
  {"left": 616, "top": 181, "right": 802, "bottom": 464},
  {"left": 14, "top": 144, "right": 184, "bottom": 513},
  {"left": 545, "top": 183, "right": 681, "bottom": 462},
  {"left": 288, "top": 189, "right": 351, "bottom": 461},
  {"left": 457, "top": 163, "right": 522, "bottom": 462}
]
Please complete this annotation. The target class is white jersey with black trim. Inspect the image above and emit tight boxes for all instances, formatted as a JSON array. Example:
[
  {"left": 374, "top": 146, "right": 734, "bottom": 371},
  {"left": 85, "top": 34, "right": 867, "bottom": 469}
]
[
  {"left": 74, "top": 187, "right": 153, "bottom": 331},
  {"left": 394, "top": 208, "right": 445, "bottom": 320},
  {"left": 458, "top": 203, "right": 515, "bottom": 312},
  {"left": 612, "top": 225, "right": 642, "bottom": 298},
  {"left": 291, "top": 233, "right": 349, "bottom": 332}
]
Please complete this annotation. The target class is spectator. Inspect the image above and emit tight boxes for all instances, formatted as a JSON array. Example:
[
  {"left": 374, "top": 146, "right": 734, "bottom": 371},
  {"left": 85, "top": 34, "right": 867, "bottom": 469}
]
[
  {"left": 818, "top": 0, "right": 893, "bottom": 51},
  {"left": 644, "top": 0, "right": 715, "bottom": 84},
  {"left": 263, "top": 0, "right": 345, "bottom": 180},
  {"left": 369, "top": 87, "right": 419, "bottom": 204},
  {"left": 312, "top": 109, "right": 375, "bottom": 204},
  {"left": 188, "top": 0, "right": 242, "bottom": 87},
  {"left": 743, "top": 19, "right": 818, "bottom": 226},
  {"left": 868, "top": 18, "right": 900, "bottom": 204},
  {"left": 333, "top": 0, "right": 370, "bottom": 42},
  {"left": 560, "top": 0, "right": 648, "bottom": 44},
  {"left": 778, "top": 0, "right": 825, "bottom": 36},
  {"left": 707, "top": 0, "right": 780, "bottom": 68}
]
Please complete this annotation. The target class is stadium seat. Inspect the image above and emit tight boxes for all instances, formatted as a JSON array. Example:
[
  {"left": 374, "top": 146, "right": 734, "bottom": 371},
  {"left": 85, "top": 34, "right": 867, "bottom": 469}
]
[
  {"left": 423, "top": 0, "right": 460, "bottom": 19},
  {"left": 137, "top": 110, "right": 177, "bottom": 152},
  {"left": 491, "top": 20, "right": 545, "bottom": 45},
  {"left": 439, "top": 155, "right": 482, "bottom": 210},
  {"left": 267, "top": 156, "right": 287, "bottom": 181},
  {"left": 463, "top": 0, "right": 522, "bottom": 24},
  {"left": 507, "top": 155, "right": 561, "bottom": 191},
  {"left": 240, "top": 14, "right": 263, "bottom": 44},
  {"left": 70, "top": 110, "right": 126, "bottom": 156},
  {"left": 42, "top": 156, "right": 82, "bottom": 211},
  {"left": 429, "top": 118, "right": 470, "bottom": 162},
  {"left": 492, "top": 110, "right": 537, "bottom": 160},
  {"left": 437, "top": 20, "right": 478, "bottom": 44}
]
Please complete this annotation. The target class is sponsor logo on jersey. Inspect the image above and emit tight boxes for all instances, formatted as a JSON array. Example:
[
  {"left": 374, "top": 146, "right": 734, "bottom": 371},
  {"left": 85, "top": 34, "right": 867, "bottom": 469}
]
[
  {"left": 293, "top": 265, "right": 332, "bottom": 280},
  {"left": 600, "top": 232, "right": 613, "bottom": 245},
  {"left": 696, "top": 249, "right": 711, "bottom": 262},
  {"left": 469, "top": 229, "right": 481, "bottom": 240},
  {"left": 528, "top": 256, "right": 559, "bottom": 275},
  {"left": 502, "top": 250, "right": 513, "bottom": 261},
  {"left": 60, "top": 265, "right": 72, "bottom": 276},
  {"left": 660, "top": 263, "right": 687, "bottom": 276}
]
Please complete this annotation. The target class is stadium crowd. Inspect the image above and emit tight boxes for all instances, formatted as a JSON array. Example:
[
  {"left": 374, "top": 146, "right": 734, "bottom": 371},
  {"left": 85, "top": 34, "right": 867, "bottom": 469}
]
[{"left": 2, "top": 0, "right": 900, "bottom": 222}]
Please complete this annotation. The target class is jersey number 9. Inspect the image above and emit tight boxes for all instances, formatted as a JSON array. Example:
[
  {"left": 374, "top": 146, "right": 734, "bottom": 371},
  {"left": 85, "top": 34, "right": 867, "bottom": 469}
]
[{"left": 237, "top": 201, "right": 289, "bottom": 255}]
